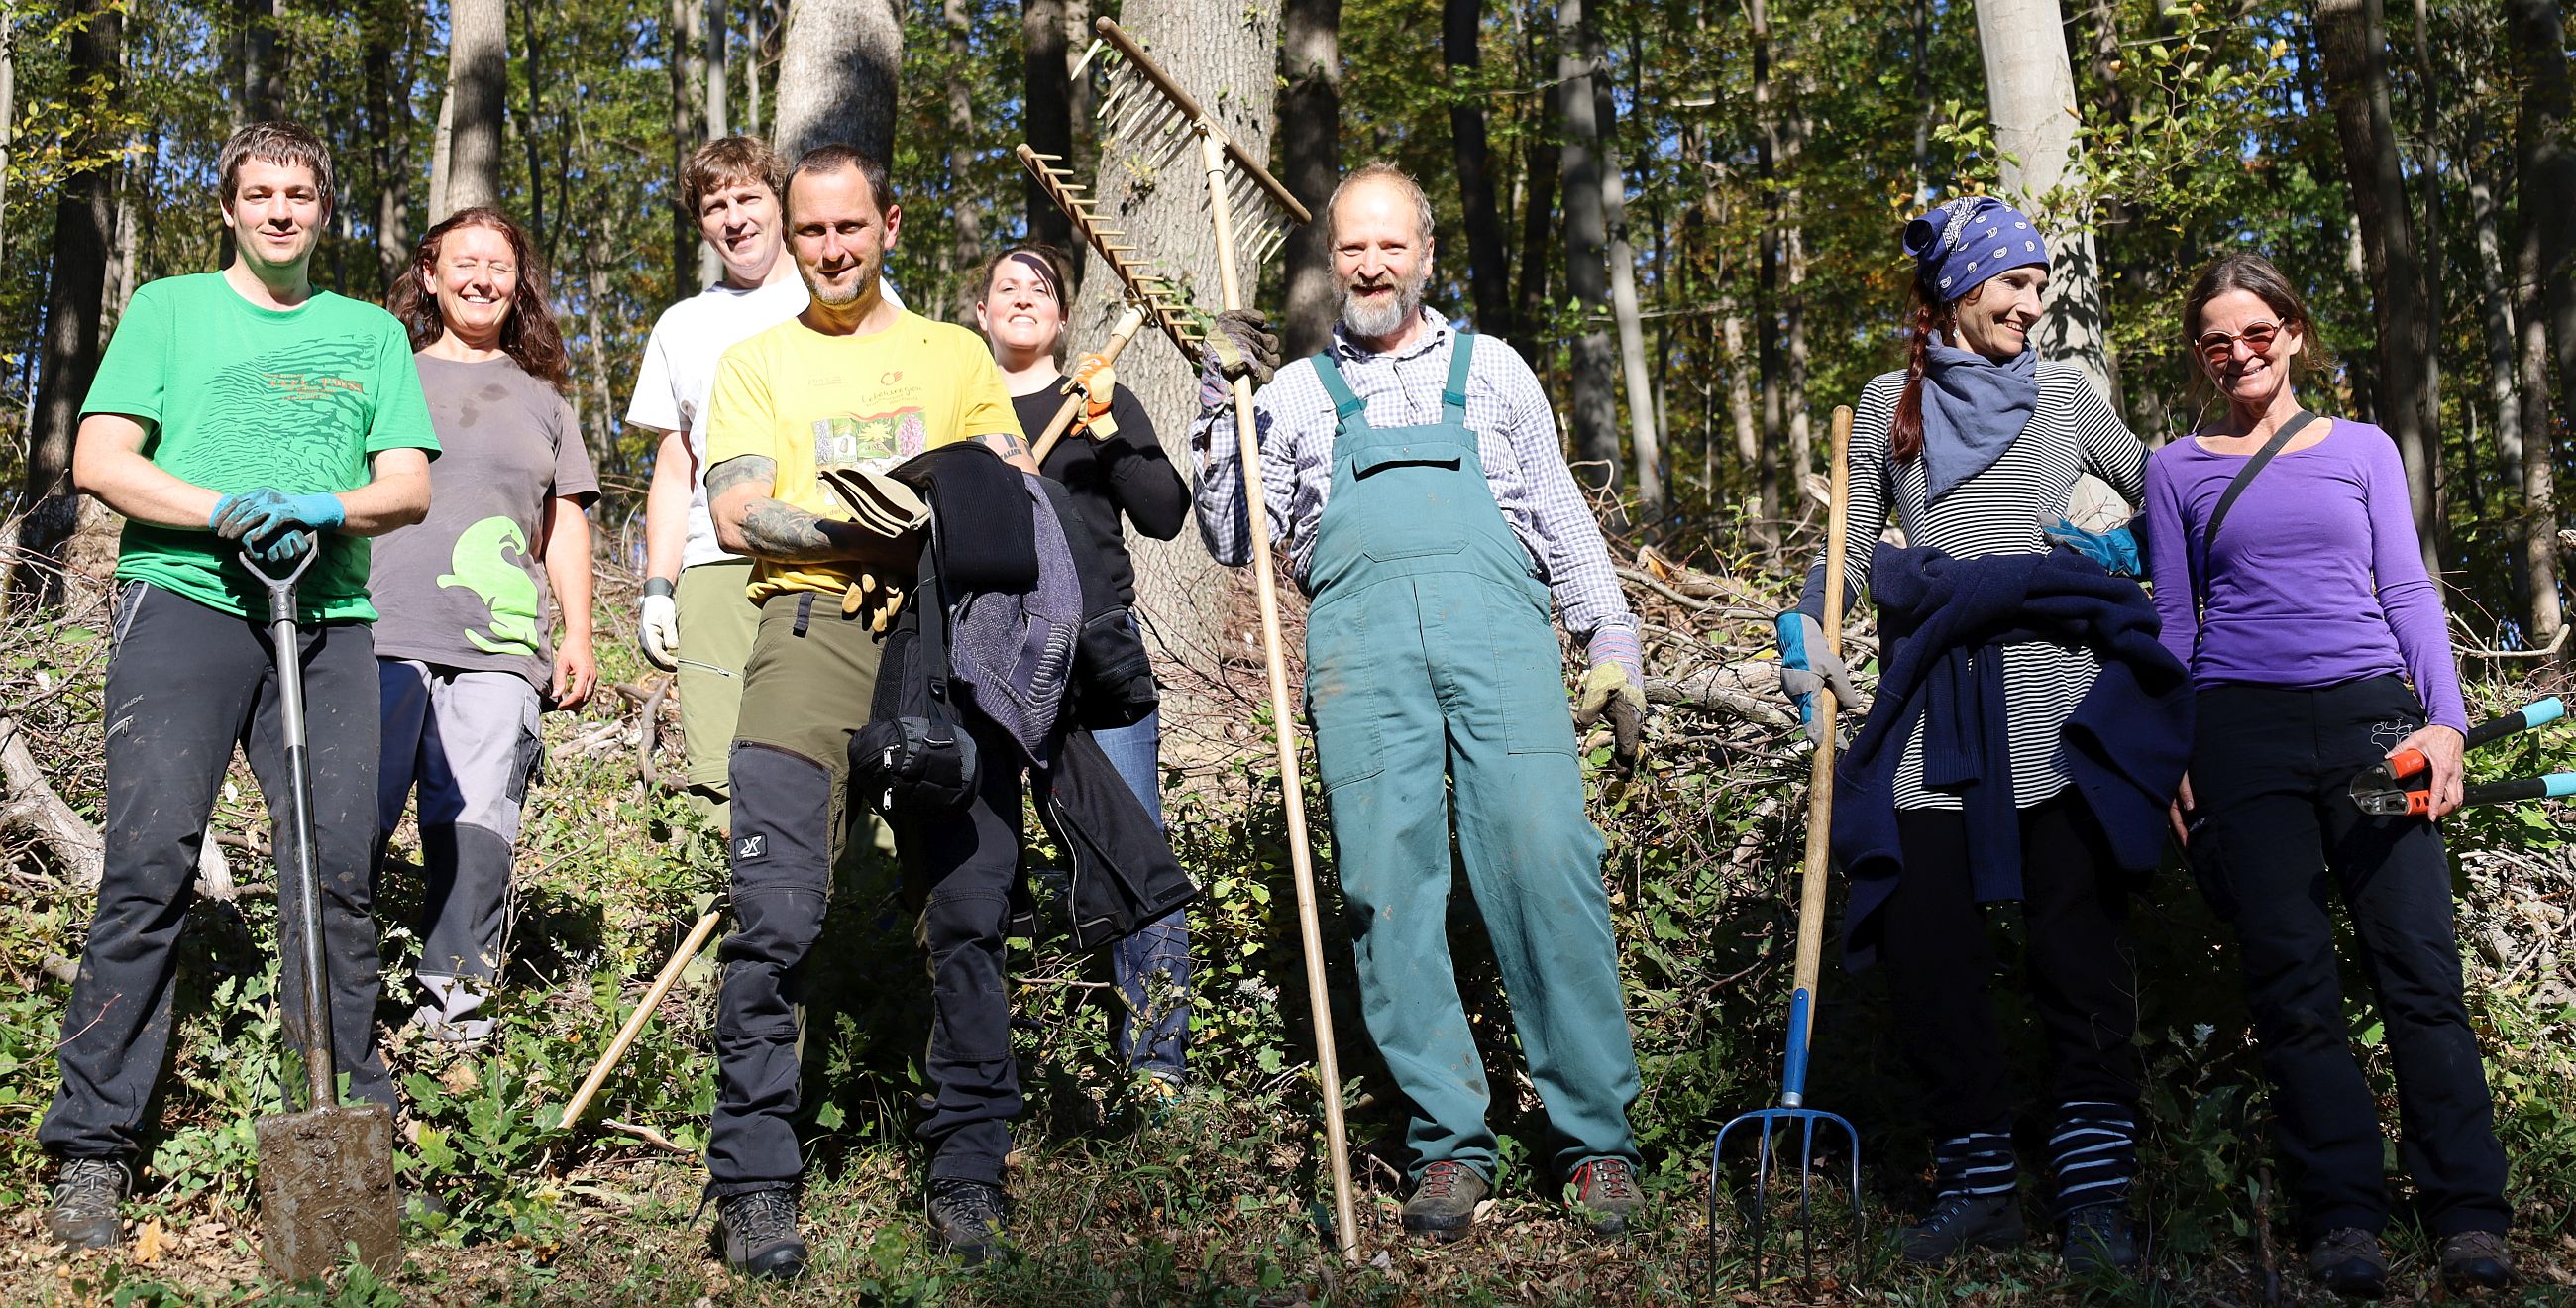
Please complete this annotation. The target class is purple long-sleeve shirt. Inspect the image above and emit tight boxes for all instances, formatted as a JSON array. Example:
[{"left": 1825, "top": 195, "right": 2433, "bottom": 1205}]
[{"left": 2140, "top": 418, "right": 2465, "bottom": 731}]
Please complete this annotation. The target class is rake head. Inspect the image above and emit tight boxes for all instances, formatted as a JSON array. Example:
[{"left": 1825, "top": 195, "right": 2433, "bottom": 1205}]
[
  {"left": 1017, "top": 143, "right": 1208, "bottom": 364},
  {"left": 1077, "top": 19, "right": 1310, "bottom": 276}
]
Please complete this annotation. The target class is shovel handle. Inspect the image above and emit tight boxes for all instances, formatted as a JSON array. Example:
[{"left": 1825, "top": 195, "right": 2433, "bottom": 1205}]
[{"left": 243, "top": 541, "right": 336, "bottom": 1111}]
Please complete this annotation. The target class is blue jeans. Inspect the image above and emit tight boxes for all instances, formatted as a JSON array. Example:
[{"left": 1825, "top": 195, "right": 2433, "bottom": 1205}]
[{"left": 1092, "top": 709, "right": 1190, "bottom": 1081}]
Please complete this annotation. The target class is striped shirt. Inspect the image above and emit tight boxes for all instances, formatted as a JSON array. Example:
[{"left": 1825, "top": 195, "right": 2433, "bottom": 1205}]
[
  {"left": 1810, "top": 364, "right": 2146, "bottom": 810},
  {"left": 1189, "top": 310, "right": 1641, "bottom": 663}
]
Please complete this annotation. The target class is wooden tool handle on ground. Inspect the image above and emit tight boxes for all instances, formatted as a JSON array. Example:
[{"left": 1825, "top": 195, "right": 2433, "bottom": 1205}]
[
  {"left": 557, "top": 910, "right": 722, "bottom": 1132},
  {"left": 1031, "top": 303, "right": 1149, "bottom": 465},
  {"left": 1789, "top": 406, "right": 1855, "bottom": 1038}
]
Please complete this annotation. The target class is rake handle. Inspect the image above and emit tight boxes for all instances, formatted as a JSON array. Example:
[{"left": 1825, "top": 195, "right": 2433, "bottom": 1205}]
[
  {"left": 556, "top": 910, "right": 722, "bottom": 1132},
  {"left": 1783, "top": 405, "right": 1853, "bottom": 1105},
  {"left": 1031, "top": 304, "right": 1148, "bottom": 466}
]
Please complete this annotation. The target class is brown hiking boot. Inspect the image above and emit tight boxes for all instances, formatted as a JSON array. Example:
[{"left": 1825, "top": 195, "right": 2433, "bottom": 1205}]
[
  {"left": 2307, "top": 1227, "right": 2388, "bottom": 1299},
  {"left": 1569, "top": 1157, "right": 1644, "bottom": 1235},
  {"left": 1401, "top": 1160, "right": 1488, "bottom": 1241},
  {"left": 2437, "top": 1230, "right": 2513, "bottom": 1293},
  {"left": 45, "top": 1158, "right": 129, "bottom": 1251}
]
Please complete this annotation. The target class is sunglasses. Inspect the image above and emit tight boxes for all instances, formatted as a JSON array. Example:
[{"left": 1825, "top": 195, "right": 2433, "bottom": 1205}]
[{"left": 2197, "top": 320, "right": 2282, "bottom": 366}]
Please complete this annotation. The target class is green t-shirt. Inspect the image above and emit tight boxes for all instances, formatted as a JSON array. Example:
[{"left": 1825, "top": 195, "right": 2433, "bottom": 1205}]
[{"left": 79, "top": 273, "right": 441, "bottom": 622}]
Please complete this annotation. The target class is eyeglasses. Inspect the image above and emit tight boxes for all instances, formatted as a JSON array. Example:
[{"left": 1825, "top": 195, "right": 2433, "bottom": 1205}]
[{"left": 2197, "top": 320, "right": 2281, "bottom": 366}]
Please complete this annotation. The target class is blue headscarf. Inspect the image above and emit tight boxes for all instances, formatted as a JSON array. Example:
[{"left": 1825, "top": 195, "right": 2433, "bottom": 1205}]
[{"left": 1903, "top": 198, "right": 2051, "bottom": 502}]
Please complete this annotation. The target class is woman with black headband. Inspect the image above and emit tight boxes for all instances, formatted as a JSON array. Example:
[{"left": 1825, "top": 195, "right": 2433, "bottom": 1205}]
[
  {"left": 1774, "top": 198, "right": 2172, "bottom": 1275},
  {"left": 973, "top": 244, "right": 1197, "bottom": 1096}
]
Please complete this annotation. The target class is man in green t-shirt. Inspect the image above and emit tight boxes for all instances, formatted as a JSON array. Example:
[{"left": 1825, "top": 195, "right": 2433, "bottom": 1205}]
[{"left": 39, "top": 121, "right": 440, "bottom": 1253}]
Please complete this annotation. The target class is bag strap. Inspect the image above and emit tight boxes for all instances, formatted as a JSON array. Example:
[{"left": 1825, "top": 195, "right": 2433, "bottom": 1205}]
[
  {"left": 2192, "top": 409, "right": 2320, "bottom": 617},
  {"left": 916, "top": 528, "right": 958, "bottom": 743}
]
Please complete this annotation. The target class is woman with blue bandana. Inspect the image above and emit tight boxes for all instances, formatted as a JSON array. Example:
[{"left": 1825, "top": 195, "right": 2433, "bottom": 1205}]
[{"left": 1774, "top": 198, "right": 2154, "bottom": 1274}]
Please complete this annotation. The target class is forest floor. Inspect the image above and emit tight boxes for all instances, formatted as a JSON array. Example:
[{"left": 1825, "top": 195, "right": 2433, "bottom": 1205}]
[{"left": 4, "top": 561, "right": 2576, "bottom": 1306}]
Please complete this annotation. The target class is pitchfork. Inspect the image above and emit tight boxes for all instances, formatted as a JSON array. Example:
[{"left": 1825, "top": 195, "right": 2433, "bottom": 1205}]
[{"left": 1710, "top": 404, "right": 1865, "bottom": 1293}]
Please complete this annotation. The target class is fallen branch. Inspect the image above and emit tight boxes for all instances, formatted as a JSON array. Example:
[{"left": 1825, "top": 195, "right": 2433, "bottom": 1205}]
[
  {"left": 0, "top": 715, "right": 104, "bottom": 889},
  {"left": 600, "top": 1120, "right": 695, "bottom": 1155},
  {"left": 1647, "top": 665, "right": 1807, "bottom": 727}
]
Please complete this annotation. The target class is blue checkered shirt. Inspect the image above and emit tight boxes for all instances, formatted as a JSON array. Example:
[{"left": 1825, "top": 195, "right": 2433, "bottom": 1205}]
[{"left": 1188, "top": 310, "right": 1640, "bottom": 668}]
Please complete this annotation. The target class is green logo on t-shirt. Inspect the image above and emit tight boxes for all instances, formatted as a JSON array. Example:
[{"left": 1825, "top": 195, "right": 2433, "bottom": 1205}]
[{"left": 438, "top": 516, "right": 542, "bottom": 656}]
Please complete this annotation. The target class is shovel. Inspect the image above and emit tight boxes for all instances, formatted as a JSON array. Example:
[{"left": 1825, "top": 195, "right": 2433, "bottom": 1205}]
[{"left": 244, "top": 537, "right": 401, "bottom": 1280}]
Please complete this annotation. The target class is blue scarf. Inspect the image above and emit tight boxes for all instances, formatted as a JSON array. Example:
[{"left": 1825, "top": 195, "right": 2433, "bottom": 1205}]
[{"left": 1919, "top": 336, "right": 2037, "bottom": 503}]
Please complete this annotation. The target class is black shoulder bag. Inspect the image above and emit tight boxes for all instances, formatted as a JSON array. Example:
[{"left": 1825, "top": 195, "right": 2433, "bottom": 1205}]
[{"left": 850, "top": 532, "right": 980, "bottom": 817}]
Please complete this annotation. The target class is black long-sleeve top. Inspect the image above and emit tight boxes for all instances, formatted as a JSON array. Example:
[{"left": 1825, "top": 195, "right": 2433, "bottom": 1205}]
[{"left": 1016, "top": 383, "right": 1189, "bottom": 605}]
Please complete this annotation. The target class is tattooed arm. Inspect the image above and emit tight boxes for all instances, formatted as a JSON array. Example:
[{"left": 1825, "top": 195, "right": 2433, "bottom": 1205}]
[
  {"left": 707, "top": 454, "right": 918, "bottom": 567},
  {"left": 974, "top": 430, "right": 1043, "bottom": 475}
]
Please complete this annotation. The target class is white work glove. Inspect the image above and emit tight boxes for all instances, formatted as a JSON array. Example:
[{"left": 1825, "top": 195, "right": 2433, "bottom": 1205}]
[{"left": 639, "top": 579, "right": 680, "bottom": 672}]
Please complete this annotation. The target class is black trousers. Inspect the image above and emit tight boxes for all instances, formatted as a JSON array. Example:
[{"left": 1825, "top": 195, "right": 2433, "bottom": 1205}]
[
  {"left": 1882, "top": 792, "right": 2142, "bottom": 1139},
  {"left": 42, "top": 584, "right": 393, "bottom": 1159},
  {"left": 2191, "top": 675, "right": 2510, "bottom": 1242}
]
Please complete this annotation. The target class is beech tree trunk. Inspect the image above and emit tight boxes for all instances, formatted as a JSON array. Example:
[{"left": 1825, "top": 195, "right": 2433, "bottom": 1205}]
[
  {"left": 771, "top": 0, "right": 901, "bottom": 164},
  {"left": 1279, "top": 0, "right": 1342, "bottom": 361},
  {"left": 1556, "top": 0, "right": 1623, "bottom": 506},
  {"left": 1587, "top": 27, "right": 1660, "bottom": 521},
  {"left": 1021, "top": 0, "right": 1073, "bottom": 255},
  {"left": 944, "top": 0, "right": 981, "bottom": 316},
  {"left": 1446, "top": 0, "right": 1512, "bottom": 340},
  {"left": 443, "top": 0, "right": 507, "bottom": 219},
  {"left": 2509, "top": 0, "right": 2570, "bottom": 647},
  {"left": 2467, "top": 140, "right": 2530, "bottom": 610},
  {"left": 2319, "top": 0, "right": 2446, "bottom": 578},
  {"left": 0, "top": 11, "right": 14, "bottom": 267},
  {"left": 240, "top": 0, "right": 279, "bottom": 122},
  {"left": 1063, "top": 2, "right": 1284, "bottom": 687},
  {"left": 1975, "top": 0, "right": 2118, "bottom": 409},
  {"left": 1753, "top": 0, "right": 1782, "bottom": 541},
  {"left": 365, "top": 9, "right": 410, "bottom": 290}
]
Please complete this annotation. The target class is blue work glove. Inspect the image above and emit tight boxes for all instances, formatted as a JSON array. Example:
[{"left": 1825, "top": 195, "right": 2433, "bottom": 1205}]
[
  {"left": 1775, "top": 611, "right": 1861, "bottom": 747},
  {"left": 2041, "top": 517, "right": 2142, "bottom": 578},
  {"left": 211, "top": 489, "right": 344, "bottom": 554}
]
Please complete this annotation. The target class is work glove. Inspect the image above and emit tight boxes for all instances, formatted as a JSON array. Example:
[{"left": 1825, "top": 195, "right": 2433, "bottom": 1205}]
[
  {"left": 639, "top": 577, "right": 680, "bottom": 672},
  {"left": 1775, "top": 611, "right": 1861, "bottom": 748},
  {"left": 1205, "top": 309, "right": 1279, "bottom": 388},
  {"left": 1573, "top": 661, "right": 1648, "bottom": 771},
  {"left": 1064, "top": 352, "right": 1120, "bottom": 440},
  {"left": 212, "top": 489, "right": 344, "bottom": 555}
]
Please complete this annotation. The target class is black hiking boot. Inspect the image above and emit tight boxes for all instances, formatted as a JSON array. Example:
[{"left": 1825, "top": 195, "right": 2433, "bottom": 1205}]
[
  {"left": 2437, "top": 1230, "right": 2514, "bottom": 1293},
  {"left": 1900, "top": 1191, "right": 2025, "bottom": 1263},
  {"left": 926, "top": 1176, "right": 1008, "bottom": 1265},
  {"left": 712, "top": 1188, "right": 807, "bottom": 1281},
  {"left": 1401, "top": 1160, "right": 1489, "bottom": 1241},
  {"left": 45, "top": 1158, "right": 129, "bottom": 1251},
  {"left": 2060, "top": 1200, "right": 2140, "bottom": 1275},
  {"left": 1569, "top": 1157, "right": 1644, "bottom": 1236},
  {"left": 2307, "top": 1227, "right": 2388, "bottom": 1299}
]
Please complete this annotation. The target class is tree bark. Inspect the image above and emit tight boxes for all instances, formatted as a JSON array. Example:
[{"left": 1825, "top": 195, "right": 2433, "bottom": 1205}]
[
  {"left": 0, "top": 11, "right": 14, "bottom": 266},
  {"left": 365, "top": 7, "right": 411, "bottom": 290},
  {"left": 707, "top": 0, "right": 730, "bottom": 138},
  {"left": 1974, "top": 0, "right": 2119, "bottom": 408},
  {"left": 1064, "top": 1, "right": 1285, "bottom": 690},
  {"left": 1588, "top": 28, "right": 1659, "bottom": 520},
  {"left": 1753, "top": 0, "right": 1782, "bottom": 540},
  {"left": 771, "top": 0, "right": 902, "bottom": 164},
  {"left": 1021, "top": 0, "right": 1073, "bottom": 254},
  {"left": 2508, "top": 0, "right": 2569, "bottom": 646},
  {"left": 1446, "top": 0, "right": 1511, "bottom": 339},
  {"left": 2318, "top": 0, "right": 2445, "bottom": 578},
  {"left": 2467, "top": 134, "right": 2529, "bottom": 609},
  {"left": 942, "top": 0, "right": 982, "bottom": 317},
  {"left": 1279, "top": 0, "right": 1342, "bottom": 362},
  {"left": 2407, "top": 0, "right": 2444, "bottom": 463},
  {"left": 240, "top": 0, "right": 279, "bottom": 123},
  {"left": 12, "top": 0, "right": 119, "bottom": 602},
  {"left": 1556, "top": 0, "right": 1623, "bottom": 506},
  {"left": 444, "top": 0, "right": 508, "bottom": 219},
  {"left": 669, "top": 0, "right": 704, "bottom": 300}
]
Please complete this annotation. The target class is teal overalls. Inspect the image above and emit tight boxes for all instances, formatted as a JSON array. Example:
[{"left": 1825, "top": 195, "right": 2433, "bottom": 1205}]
[{"left": 1303, "top": 333, "right": 1642, "bottom": 1181}]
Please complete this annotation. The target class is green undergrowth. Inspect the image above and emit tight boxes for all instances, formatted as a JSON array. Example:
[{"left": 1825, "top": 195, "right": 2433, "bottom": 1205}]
[{"left": 3, "top": 581, "right": 2574, "bottom": 1304}]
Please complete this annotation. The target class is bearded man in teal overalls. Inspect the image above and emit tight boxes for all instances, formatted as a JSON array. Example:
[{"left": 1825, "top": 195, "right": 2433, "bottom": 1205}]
[{"left": 1189, "top": 163, "right": 1652, "bottom": 1240}]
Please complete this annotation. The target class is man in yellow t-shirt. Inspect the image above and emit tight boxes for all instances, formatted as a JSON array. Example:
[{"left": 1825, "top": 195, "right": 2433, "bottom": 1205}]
[{"left": 695, "top": 143, "right": 1026, "bottom": 1283}]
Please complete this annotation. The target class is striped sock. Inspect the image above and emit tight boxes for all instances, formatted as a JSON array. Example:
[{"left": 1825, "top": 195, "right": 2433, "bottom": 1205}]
[
  {"left": 1933, "top": 1131, "right": 2017, "bottom": 1201},
  {"left": 2050, "top": 1101, "right": 2138, "bottom": 1218}
]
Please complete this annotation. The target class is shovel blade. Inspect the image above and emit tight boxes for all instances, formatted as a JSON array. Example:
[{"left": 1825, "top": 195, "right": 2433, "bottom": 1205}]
[{"left": 256, "top": 1102, "right": 400, "bottom": 1281}]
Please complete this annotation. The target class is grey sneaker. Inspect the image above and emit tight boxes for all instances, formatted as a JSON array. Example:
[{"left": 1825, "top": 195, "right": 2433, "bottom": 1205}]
[
  {"left": 2307, "top": 1227, "right": 2388, "bottom": 1299},
  {"left": 45, "top": 1158, "right": 130, "bottom": 1250},
  {"left": 1569, "top": 1157, "right": 1643, "bottom": 1235},
  {"left": 1900, "top": 1191, "right": 2024, "bottom": 1263},
  {"left": 1401, "top": 1160, "right": 1489, "bottom": 1241},
  {"left": 926, "top": 1176, "right": 1007, "bottom": 1264},
  {"left": 713, "top": 1188, "right": 807, "bottom": 1280},
  {"left": 2437, "top": 1230, "right": 2513, "bottom": 1293}
]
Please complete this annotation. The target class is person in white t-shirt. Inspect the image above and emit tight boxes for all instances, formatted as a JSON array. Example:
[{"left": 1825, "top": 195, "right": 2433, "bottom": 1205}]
[{"left": 627, "top": 137, "right": 807, "bottom": 827}]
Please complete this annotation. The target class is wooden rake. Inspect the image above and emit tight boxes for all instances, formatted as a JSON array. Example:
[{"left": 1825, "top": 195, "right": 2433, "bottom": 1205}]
[{"left": 1066, "top": 18, "right": 1357, "bottom": 1261}]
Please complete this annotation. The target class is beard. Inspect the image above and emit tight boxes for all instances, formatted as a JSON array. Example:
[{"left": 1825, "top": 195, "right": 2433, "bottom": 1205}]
[
  {"left": 802, "top": 259, "right": 872, "bottom": 307},
  {"left": 1339, "top": 270, "right": 1426, "bottom": 339}
]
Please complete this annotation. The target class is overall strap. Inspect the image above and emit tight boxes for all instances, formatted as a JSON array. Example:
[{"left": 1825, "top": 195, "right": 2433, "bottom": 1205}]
[
  {"left": 1309, "top": 352, "right": 1368, "bottom": 432},
  {"left": 1442, "top": 332, "right": 1474, "bottom": 421}
]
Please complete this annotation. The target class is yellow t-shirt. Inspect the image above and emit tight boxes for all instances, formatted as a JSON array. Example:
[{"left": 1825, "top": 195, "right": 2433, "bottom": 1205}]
[{"left": 703, "top": 309, "right": 1020, "bottom": 601}]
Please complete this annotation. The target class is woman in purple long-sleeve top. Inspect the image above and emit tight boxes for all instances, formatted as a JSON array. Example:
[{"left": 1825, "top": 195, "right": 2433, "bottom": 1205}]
[{"left": 2142, "top": 253, "right": 2512, "bottom": 1299}]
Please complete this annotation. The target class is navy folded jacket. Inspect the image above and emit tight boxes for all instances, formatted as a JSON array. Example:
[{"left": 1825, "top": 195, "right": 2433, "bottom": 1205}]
[{"left": 1835, "top": 544, "right": 2193, "bottom": 970}]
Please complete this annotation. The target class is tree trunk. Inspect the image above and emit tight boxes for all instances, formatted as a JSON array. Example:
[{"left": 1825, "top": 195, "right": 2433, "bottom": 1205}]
[
  {"left": 1021, "top": 0, "right": 1073, "bottom": 254},
  {"left": 1279, "top": 0, "right": 1342, "bottom": 361},
  {"left": 2509, "top": 0, "right": 2569, "bottom": 646},
  {"left": 444, "top": 0, "right": 507, "bottom": 219},
  {"left": 241, "top": 0, "right": 279, "bottom": 122},
  {"left": 11, "top": 0, "right": 119, "bottom": 603},
  {"left": 585, "top": 234, "right": 619, "bottom": 479},
  {"left": 430, "top": 87, "right": 453, "bottom": 222},
  {"left": 1588, "top": 28, "right": 1659, "bottom": 520},
  {"left": 707, "top": 0, "right": 729, "bottom": 138},
  {"left": 516, "top": 0, "right": 551, "bottom": 258},
  {"left": 941, "top": 0, "right": 982, "bottom": 317},
  {"left": 1910, "top": 0, "right": 1933, "bottom": 199},
  {"left": 2467, "top": 137, "right": 2529, "bottom": 609},
  {"left": 1446, "top": 0, "right": 1511, "bottom": 339},
  {"left": 2318, "top": 0, "right": 2445, "bottom": 578},
  {"left": 0, "top": 10, "right": 14, "bottom": 266},
  {"left": 1975, "top": 0, "right": 2119, "bottom": 408},
  {"left": 2407, "top": 0, "right": 2444, "bottom": 462},
  {"left": 771, "top": 0, "right": 902, "bottom": 164},
  {"left": 1722, "top": 301, "right": 1757, "bottom": 471},
  {"left": 669, "top": 0, "right": 703, "bottom": 300},
  {"left": 1556, "top": 0, "right": 1623, "bottom": 507},
  {"left": 1064, "top": 1, "right": 1284, "bottom": 690},
  {"left": 365, "top": 10, "right": 410, "bottom": 290},
  {"left": 1753, "top": 0, "right": 1782, "bottom": 541}
]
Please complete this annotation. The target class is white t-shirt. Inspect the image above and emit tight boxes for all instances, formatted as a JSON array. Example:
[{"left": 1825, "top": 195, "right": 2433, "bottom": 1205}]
[{"left": 626, "top": 275, "right": 811, "bottom": 569}]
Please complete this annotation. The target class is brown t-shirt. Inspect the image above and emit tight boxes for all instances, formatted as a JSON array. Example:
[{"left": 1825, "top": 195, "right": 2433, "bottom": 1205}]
[{"left": 369, "top": 354, "right": 598, "bottom": 687}]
